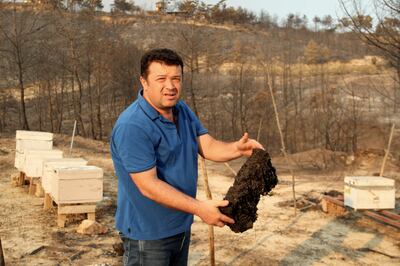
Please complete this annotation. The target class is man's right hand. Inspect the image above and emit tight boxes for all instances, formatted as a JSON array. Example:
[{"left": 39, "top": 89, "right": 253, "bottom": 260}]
[{"left": 196, "top": 200, "right": 235, "bottom": 227}]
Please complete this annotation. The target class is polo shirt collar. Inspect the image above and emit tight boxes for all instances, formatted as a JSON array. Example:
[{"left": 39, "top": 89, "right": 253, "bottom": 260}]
[
  {"left": 138, "top": 89, "right": 159, "bottom": 120},
  {"left": 138, "top": 89, "right": 179, "bottom": 122}
]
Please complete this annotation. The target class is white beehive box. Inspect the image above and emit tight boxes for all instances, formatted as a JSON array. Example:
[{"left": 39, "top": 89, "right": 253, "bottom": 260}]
[
  {"left": 14, "top": 130, "right": 53, "bottom": 170},
  {"left": 14, "top": 151, "right": 25, "bottom": 170},
  {"left": 23, "top": 149, "right": 63, "bottom": 177},
  {"left": 344, "top": 176, "right": 395, "bottom": 210},
  {"left": 51, "top": 166, "right": 103, "bottom": 204},
  {"left": 42, "top": 158, "right": 88, "bottom": 193}
]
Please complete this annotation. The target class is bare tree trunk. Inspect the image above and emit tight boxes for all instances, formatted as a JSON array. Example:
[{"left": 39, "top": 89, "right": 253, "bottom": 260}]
[
  {"left": 67, "top": 35, "right": 87, "bottom": 137},
  {"left": 17, "top": 61, "right": 29, "bottom": 130},
  {"left": 46, "top": 80, "right": 55, "bottom": 132},
  {"left": 189, "top": 71, "right": 199, "bottom": 116},
  {"left": 70, "top": 74, "right": 81, "bottom": 136},
  {"left": 351, "top": 90, "right": 358, "bottom": 153},
  {"left": 298, "top": 65, "right": 306, "bottom": 151},
  {"left": 282, "top": 62, "right": 289, "bottom": 151},
  {"left": 209, "top": 97, "right": 217, "bottom": 137},
  {"left": 111, "top": 85, "right": 117, "bottom": 124},
  {"left": 57, "top": 73, "right": 65, "bottom": 133},
  {"left": 87, "top": 61, "right": 96, "bottom": 139},
  {"left": 36, "top": 83, "right": 43, "bottom": 131},
  {"left": 12, "top": 8, "right": 30, "bottom": 130},
  {"left": 96, "top": 69, "right": 103, "bottom": 140},
  {"left": 394, "top": 63, "right": 400, "bottom": 114},
  {"left": 73, "top": 66, "right": 86, "bottom": 137},
  {"left": 231, "top": 90, "right": 238, "bottom": 140},
  {"left": 238, "top": 63, "right": 248, "bottom": 134},
  {"left": 0, "top": 94, "right": 7, "bottom": 132}
]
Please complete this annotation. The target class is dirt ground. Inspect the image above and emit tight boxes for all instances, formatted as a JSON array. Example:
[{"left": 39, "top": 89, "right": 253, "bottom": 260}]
[{"left": 0, "top": 134, "right": 399, "bottom": 266}]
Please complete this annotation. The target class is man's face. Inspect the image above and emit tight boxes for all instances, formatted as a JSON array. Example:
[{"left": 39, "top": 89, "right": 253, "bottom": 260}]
[{"left": 140, "top": 61, "right": 182, "bottom": 113}]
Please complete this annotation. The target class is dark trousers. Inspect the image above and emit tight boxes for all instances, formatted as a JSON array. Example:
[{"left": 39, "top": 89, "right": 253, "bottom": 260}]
[{"left": 120, "top": 231, "right": 191, "bottom": 266}]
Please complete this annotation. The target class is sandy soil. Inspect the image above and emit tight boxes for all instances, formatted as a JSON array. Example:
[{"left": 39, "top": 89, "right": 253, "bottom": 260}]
[{"left": 0, "top": 134, "right": 399, "bottom": 266}]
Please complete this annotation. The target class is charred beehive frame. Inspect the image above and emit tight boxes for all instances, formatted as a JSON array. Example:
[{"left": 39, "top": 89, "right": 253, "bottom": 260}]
[{"left": 219, "top": 149, "right": 278, "bottom": 233}]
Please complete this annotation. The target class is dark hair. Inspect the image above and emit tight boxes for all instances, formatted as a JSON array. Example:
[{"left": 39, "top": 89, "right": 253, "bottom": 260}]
[{"left": 140, "top": 48, "right": 184, "bottom": 79}]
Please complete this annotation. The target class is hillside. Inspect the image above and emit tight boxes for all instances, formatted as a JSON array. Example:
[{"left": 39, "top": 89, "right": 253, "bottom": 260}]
[{"left": 1, "top": 10, "right": 398, "bottom": 157}]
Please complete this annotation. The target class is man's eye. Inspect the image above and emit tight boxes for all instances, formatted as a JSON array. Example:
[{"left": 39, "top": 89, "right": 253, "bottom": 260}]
[{"left": 157, "top": 78, "right": 166, "bottom": 82}]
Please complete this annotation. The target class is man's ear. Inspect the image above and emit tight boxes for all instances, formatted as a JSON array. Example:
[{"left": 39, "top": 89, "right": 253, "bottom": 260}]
[{"left": 140, "top": 76, "right": 147, "bottom": 90}]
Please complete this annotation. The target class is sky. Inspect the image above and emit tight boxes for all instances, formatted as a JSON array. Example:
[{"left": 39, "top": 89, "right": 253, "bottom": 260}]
[{"left": 103, "top": 0, "right": 347, "bottom": 20}]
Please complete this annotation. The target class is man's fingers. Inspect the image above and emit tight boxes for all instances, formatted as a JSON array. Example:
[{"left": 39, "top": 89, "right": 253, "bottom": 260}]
[
  {"left": 251, "top": 140, "right": 264, "bottom": 150},
  {"left": 242, "top": 142, "right": 258, "bottom": 152},
  {"left": 215, "top": 200, "right": 230, "bottom": 207},
  {"left": 238, "top": 134, "right": 265, "bottom": 152},
  {"left": 221, "top": 214, "right": 235, "bottom": 224},
  {"left": 216, "top": 221, "right": 225, "bottom": 227},
  {"left": 239, "top": 132, "right": 249, "bottom": 144},
  {"left": 243, "top": 142, "right": 253, "bottom": 150},
  {"left": 243, "top": 140, "right": 264, "bottom": 151}
]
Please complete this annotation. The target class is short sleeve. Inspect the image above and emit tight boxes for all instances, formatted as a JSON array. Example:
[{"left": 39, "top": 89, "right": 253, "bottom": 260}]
[
  {"left": 182, "top": 102, "right": 208, "bottom": 136},
  {"left": 112, "top": 123, "right": 156, "bottom": 173}
]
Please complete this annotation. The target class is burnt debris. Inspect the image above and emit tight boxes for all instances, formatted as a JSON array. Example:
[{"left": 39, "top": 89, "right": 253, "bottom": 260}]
[{"left": 219, "top": 149, "right": 278, "bottom": 233}]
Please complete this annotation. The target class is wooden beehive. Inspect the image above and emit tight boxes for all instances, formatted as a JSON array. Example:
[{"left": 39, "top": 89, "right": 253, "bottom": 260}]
[
  {"left": 42, "top": 158, "right": 88, "bottom": 193},
  {"left": 344, "top": 176, "right": 395, "bottom": 210},
  {"left": 15, "top": 151, "right": 25, "bottom": 170},
  {"left": 14, "top": 130, "right": 53, "bottom": 170},
  {"left": 51, "top": 166, "right": 103, "bottom": 204},
  {"left": 23, "top": 149, "right": 63, "bottom": 177}
]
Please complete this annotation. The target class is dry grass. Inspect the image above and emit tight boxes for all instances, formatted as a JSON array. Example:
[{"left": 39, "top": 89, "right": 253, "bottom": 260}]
[{"left": 219, "top": 56, "right": 391, "bottom": 77}]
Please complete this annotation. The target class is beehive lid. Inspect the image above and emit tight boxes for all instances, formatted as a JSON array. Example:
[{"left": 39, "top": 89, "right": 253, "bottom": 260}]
[
  {"left": 16, "top": 130, "right": 53, "bottom": 141},
  {"left": 25, "top": 149, "right": 63, "bottom": 158},
  {"left": 344, "top": 176, "right": 394, "bottom": 187},
  {"left": 55, "top": 166, "right": 103, "bottom": 179},
  {"left": 44, "top": 158, "right": 88, "bottom": 166}
]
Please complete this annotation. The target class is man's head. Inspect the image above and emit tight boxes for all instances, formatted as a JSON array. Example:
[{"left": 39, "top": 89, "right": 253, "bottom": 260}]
[
  {"left": 140, "top": 48, "right": 184, "bottom": 115},
  {"left": 141, "top": 48, "right": 183, "bottom": 80}
]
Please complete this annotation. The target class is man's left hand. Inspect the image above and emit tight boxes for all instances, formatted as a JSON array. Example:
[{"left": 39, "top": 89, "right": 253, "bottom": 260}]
[{"left": 235, "top": 132, "right": 264, "bottom": 157}]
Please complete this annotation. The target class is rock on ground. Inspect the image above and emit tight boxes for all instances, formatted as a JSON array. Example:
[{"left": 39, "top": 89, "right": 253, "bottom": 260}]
[{"left": 76, "top": 220, "right": 108, "bottom": 235}]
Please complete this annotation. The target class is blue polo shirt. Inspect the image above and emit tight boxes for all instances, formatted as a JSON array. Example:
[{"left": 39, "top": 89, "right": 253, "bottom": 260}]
[{"left": 110, "top": 90, "right": 208, "bottom": 240}]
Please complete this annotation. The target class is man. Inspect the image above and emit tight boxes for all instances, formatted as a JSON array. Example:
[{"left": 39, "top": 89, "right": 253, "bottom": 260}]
[{"left": 111, "top": 48, "right": 263, "bottom": 266}]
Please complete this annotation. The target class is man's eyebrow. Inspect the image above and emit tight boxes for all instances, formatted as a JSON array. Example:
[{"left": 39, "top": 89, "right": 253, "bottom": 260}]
[{"left": 155, "top": 74, "right": 181, "bottom": 78}]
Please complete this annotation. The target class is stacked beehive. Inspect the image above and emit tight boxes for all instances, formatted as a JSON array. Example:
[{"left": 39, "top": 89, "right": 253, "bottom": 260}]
[
  {"left": 42, "top": 158, "right": 88, "bottom": 194},
  {"left": 14, "top": 130, "right": 103, "bottom": 227},
  {"left": 15, "top": 130, "right": 53, "bottom": 181},
  {"left": 24, "top": 149, "right": 63, "bottom": 195}
]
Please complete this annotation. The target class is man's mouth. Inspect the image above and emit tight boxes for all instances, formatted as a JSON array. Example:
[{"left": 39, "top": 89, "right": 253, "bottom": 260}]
[{"left": 164, "top": 92, "right": 177, "bottom": 97}]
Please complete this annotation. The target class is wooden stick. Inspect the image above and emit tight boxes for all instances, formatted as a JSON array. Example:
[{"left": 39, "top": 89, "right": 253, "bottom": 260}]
[
  {"left": 223, "top": 162, "right": 237, "bottom": 176},
  {"left": 18, "top": 171, "right": 25, "bottom": 186},
  {"left": 0, "top": 237, "right": 5, "bottom": 266},
  {"left": 377, "top": 210, "right": 400, "bottom": 220},
  {"left": 357, "top": 247, "right": 399, "bottom": 259},
  {"left": 43, "top": 193, "right": 53, "bottom": 210},
  {"left": 199, "top": 156, "right": 215, "bottom": 266},
  {"left": 256, "top": 117, "right": 263, "bottom": 142},
  {"left": 363, "top": 210, "right": 400, "bottom": 229},
  {"left": 380, "top": 123, "right": 395, "bottom": 177},
  {"left": 69, "top": 120, "right": 77, "bottom": 156},
  {"left": 266, "top": 68, "right": 297, "bottom": 216}
]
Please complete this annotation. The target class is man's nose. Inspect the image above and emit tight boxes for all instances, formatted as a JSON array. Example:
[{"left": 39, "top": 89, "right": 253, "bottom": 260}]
[{"left": 164, "top": 78, "right": 175, "bottom": 89}]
